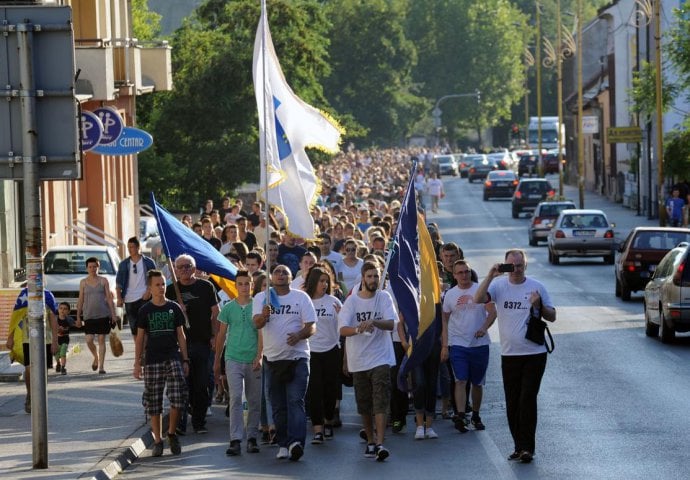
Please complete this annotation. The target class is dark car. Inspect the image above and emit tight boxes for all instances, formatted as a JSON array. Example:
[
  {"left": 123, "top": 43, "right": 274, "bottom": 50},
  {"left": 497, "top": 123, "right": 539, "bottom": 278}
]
[
  {"left": 518, "top": 154, "right": 540, "bottom": 177},
  {"left": 467, "top": 155, "right": 495, "bottom": 183},
  {"left": 527, "top": 200, "right": 577, "bottom": 246},
  {"left": 483, "top": 170, "right": 519, "bottom": 200},
  {"left": 511, "top": 178, "right": 555, "bottom": 218},
  {"left": 542, "top": 153, "right": 561, "bottom": 174},
  {"left": 615, "top": 227, "right": 690, "bottom": 301}
]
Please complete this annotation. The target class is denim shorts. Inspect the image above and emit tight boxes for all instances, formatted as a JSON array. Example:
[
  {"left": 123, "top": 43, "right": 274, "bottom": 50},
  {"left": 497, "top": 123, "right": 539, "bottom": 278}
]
[{"left": 449, "top": 345, "right": 489, "bottom": 386}]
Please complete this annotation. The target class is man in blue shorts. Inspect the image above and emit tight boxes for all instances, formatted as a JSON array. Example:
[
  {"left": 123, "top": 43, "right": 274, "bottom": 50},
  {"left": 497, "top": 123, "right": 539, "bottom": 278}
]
[{"left": 441, "top": 260, "right": 496, "bottom": 433}]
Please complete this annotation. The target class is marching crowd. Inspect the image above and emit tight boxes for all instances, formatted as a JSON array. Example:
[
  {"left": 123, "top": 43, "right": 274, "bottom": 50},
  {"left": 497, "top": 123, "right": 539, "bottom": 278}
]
[{"left": 6, "top": 147, "right": 556, "bottom": 466}]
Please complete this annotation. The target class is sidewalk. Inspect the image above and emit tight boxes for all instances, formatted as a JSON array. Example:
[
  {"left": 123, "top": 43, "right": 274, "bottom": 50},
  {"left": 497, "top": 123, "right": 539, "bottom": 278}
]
[
  {"left": 0, "top": 329, "right": 153, "bottom": 480},
  {"left": 0, "top": 183, "right": 663, "bottom": 480}
]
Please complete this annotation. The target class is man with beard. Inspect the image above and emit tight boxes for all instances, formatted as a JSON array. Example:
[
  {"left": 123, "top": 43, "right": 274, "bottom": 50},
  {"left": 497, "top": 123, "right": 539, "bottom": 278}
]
[{"left": 339, "top": 261, "right": 397, "bottom": 462}]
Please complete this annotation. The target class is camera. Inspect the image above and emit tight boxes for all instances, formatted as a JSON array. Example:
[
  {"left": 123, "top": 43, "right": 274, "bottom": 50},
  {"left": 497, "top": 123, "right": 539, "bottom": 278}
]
[{"left": 497, "top": 263, "right": 515, "bottom": 273}]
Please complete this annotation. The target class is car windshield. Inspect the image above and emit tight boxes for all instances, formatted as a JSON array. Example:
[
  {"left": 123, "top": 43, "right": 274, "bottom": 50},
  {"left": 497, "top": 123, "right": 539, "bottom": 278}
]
[
  {"left": 437, "top": 157, "right": 452, "bottom": 165},
  {"left": 472, "top": 158, "right": 489, "bottom": 166},
  {"left": 44, "top": 251, "right": 116, "bottom": 275},
  {"left": 465, "top": 155, "right": 484, "bottom": 162},
  {"left": 560, "top": 214, "right": 607, "bottom": 228},
  {"left": 632, "top": 231, "right": 690, "bottom": 250}
]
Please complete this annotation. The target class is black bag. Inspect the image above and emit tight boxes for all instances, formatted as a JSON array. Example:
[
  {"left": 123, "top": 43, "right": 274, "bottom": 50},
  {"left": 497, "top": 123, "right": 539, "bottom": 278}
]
[
  {"left": 525, "top": 307, "right": 554, "bottom": 353},
  {"left": 267, "top": 359, "right": 298, "bottom": 383}
]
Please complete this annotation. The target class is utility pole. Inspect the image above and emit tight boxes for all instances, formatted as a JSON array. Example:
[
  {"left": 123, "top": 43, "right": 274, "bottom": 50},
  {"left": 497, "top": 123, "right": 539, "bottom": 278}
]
[
  {"left": 577, "top": 0, "right": 585, "bottom": 208},
  {"left": 654, "top": 0, "right": 665, "bottom": 225},
  {"left": 536, "top": 1, "right": 543, "bottom": 175}
]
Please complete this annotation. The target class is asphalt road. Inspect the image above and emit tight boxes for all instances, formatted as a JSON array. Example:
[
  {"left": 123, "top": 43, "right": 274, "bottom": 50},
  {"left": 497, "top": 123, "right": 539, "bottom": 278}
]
[{"left": 122, "top": 174, "right": 690, "bottom": 480}]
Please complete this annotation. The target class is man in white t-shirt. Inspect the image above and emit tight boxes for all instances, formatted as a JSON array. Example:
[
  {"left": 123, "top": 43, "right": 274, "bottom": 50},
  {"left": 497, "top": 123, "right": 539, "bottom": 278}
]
[
  {"left": 474, "top": 249, "right": 556, "bottom": 464},
  {"left": 317, "top": 233, "right": 343, "bottom": 274},
  {"left": 253, "top": 265, "right": 317, "bottom": 462},
  {"left": 290, "top": 252, "right": 317, "bottom": 291},
  {"left": 115, "top": 237, "right": 156, "bottom": 336},
  {"left": 339, "top": 261, "right": 397, "bottom": 462},
  {"left": 426, "top": 172, "right": 444, "bottom": 213},
  {"left": 441, "top": 260, "right": 496, "bottom": 433}
]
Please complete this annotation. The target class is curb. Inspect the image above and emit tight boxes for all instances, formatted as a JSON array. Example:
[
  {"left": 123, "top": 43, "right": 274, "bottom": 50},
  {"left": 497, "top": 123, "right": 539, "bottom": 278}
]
[{"left": 80, "top": 422, "right": 153, "bottom": 480}]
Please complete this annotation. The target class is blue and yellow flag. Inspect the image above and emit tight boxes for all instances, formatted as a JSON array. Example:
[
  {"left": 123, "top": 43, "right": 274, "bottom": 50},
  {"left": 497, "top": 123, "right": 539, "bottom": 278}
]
[
  {"left": 8, "top": 288, "right": 58, "bottom": 363},
  {"left": 150, "top": 193, "right": 238, "bottom": 299},
  {"left": 388, "top": 174, "right": 441, "bottom": 389}
]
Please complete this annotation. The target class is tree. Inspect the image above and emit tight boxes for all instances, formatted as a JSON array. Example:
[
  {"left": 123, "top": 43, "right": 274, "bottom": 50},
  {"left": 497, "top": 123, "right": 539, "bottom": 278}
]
[
  {"left": 131, "top": 0, "right": 162, "bottom": 41},
  {"left": 323, "top": 0, "right": 426, "bottom": 146},
  {"left": 138, "top": 1, "right": 336, "bottom": 210}
]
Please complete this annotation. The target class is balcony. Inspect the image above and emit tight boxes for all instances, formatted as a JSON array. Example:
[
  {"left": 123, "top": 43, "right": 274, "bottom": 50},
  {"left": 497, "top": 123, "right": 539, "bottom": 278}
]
[
  {"left": 140, "top": 41, "right": 173, "bottom": 92},
  {"left": 74, "top": 40, "right": 116, "bottom": 101}
]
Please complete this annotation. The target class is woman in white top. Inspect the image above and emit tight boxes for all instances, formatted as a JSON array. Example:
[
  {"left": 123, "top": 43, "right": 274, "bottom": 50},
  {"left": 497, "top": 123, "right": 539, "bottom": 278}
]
[
  {"left": 340, "top": 239, "right": 364, "bottom": 294},
  {"left": 304, "top": 265, "right": 343, "bottom": 444}
]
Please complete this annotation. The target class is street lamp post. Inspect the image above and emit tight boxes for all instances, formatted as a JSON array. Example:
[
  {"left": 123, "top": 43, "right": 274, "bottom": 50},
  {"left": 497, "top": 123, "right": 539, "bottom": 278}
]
[
  {"left": 576, "top": 0, "right": 585, "bottom": 208},
  {"left": 654, "top": 0, "right": 665, "bottom": 225},
  {"left": 432, "top": 91, "right": 482, "bottom": 148},
  {"left": 536, "top": 1, "right": 543, "bottom": 174}
]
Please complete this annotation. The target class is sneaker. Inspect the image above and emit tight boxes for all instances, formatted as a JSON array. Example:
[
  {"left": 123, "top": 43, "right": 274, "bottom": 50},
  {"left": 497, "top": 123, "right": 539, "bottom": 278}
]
[
  {"left": 288, "top": 441, "right": 303, "bottom": 461},
  {"left": 425, "top": 427, "right": 438, "bottom": 439},
  {"left": 520, "top": 451, "right": 534, "bottom": 463},
  {"left": 61, "top": 367, "right": 67, "bottom": 376},
  {"left": 471, "top": 414, "right": 486, "bottom": 431},
  {"left": 359, "top": 428, "right": 368, "bottom": 442},
  {"left": 260, "top": 430, "right": 271, "bottom": 445},
  {"left": 98, "top": 369, "right": 106, "bottom": 375},
  {"left": 414, "top": 426, "right": 425, "bottom": 440},
  {"left": 175, "top": 427, "right": 186, "bottom": 436},
  {"left": 151, "top": 441, "right": 164, "bottom": 457},
  {"left": 375, "top": 444, "right": 389, "bottom": 462},
  {"left": 206, "top": 406, "right": 213, "bottom": 416},
  {"left": 195, "top": 426, "right": 208, "bottom": 434},
  {"left": 392, "top": 421, "right": 405, "bottom": 434},
  {"left": 55, "top": 363, "right": 61, "bottom": 373},
  {"left": 247, "top": 438, "right": 260, "bottom": 453},
  {"left": 465, "top": 403, "right": 473, "bottom": 415},
  {"left": 364, "top": 443, "right": 376, "bottom": 458},
  {"left": 226, "top": 439, "right": 241, "bottom": 456},
  {"left": 311, "top": 432, "right": 324, "bottom": 445},
  {"left": 454, "top": 416, "right": 469, "bottom": 434},
  {"left": 276, "top": 447, "right": 289, "bottom": 459},
  {"left": 508, "top": 451, "right": 521, "bottom": 461},
  {"left": 168, "top": 433, "right": 181, "bottom": 455},
  {"left": 323, "top": 425, "right": 334, "bottom": 439}
]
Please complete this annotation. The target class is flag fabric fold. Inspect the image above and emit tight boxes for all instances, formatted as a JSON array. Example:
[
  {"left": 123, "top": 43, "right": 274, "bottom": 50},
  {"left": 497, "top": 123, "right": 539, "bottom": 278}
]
[
  {"left": 253, "top": 3, "right": 341, "bottom": 240},
  {"left": 388, "top": 174, "right": 441, "bottom": 390},
  {"left": 150, "top": 193, "right": 238, "bottom": 298}
]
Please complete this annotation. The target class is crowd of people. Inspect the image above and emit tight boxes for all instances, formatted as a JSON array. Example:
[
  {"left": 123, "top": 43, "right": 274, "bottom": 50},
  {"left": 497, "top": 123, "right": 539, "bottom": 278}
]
[{"left": 6, "top": 147, "right": 556, "bottom": 465}]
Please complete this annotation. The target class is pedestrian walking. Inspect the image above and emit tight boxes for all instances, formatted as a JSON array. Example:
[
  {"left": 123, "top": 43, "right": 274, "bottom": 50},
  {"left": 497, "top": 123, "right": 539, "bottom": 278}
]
[
  {"left": 474, "top": 249, "right": 556, "bottom": 463},
  {"left": 116, "top": 237, "right": 155, "bottom": 337}
]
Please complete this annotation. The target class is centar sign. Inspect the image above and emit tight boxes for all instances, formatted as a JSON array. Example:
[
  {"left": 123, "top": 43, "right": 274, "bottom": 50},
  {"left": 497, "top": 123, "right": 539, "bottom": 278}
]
[{"left": 91, "top": 127, "right": 153, "bottom": 155}]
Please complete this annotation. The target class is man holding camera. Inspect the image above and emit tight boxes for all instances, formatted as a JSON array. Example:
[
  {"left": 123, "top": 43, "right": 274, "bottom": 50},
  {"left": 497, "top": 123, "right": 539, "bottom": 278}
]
[{"left": 474, "top": 249, "right": 556, "bottom": 464}]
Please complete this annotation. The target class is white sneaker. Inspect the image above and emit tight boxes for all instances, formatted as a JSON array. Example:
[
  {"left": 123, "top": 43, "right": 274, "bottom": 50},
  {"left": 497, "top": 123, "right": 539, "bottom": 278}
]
[
  {"left": 206, "top": 407, "right": 213, "bottom": 416},
  {"left": 276, "top": 447, "right": 288, "bottom": 459},
  {"left": 425, "top": 427, "right": 438, "bottom": 439},
  {"left": 414, "top": 426, "right": 425, "bottom": 440}
]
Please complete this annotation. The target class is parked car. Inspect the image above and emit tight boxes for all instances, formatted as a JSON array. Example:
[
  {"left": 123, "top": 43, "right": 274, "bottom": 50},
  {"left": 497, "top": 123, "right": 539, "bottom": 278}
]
[
  {"left": 547, "top": 209, "right": 616, "bottom": 265},
  {"left": 453, "top": 153, "right": 470, "bottom": 178},
  {"left": 43, "top": 245, "right": 123, "bottom": 322},
  {"left": 467, "top": 154, "right": 495, "bottom": 183},
  {"left": 511, "top": 178, "right": 555, "bottom": 218},
  {"left": 483, "top": 170, "right": 519, "bottom": 200},
  {"left": 643, "top": 242, "right": 690, "bottom": 342},
  {"left": 527, "top": 200, "right": 577, "bottom": 246},
  {"left": 433, "top": 154, "right": 458, "bottom": 176},
  {"left": 517, "top": 153, "right": 540, "bottom": 177},
  {"left": 615, "top": 227, "right": 690, "bottom": 301}
]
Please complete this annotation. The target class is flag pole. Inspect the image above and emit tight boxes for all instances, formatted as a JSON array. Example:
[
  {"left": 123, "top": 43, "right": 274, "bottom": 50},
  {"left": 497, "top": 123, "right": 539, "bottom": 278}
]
[{"left": 260, "top": 0, "right": 272, "bottom": 303}]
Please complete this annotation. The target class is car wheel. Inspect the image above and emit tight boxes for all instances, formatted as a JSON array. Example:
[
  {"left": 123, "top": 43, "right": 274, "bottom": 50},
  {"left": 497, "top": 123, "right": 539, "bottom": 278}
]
[
  {"left": 528, "top": 234, "right": 537, "bottom": 247},
  {"left": 615, "top": 277, "right": 621, "bottom": 297},
  {"left": 660, "top": 310, "right": 675, "bottom": 344},
  {"left": 644, "top": 304, "right": 659, "bottom": 337},
  {"left": 604, "top": 254, "right": 614, "bottom": 265},
  {"left": 550, "top": 250, "right": 560, "bottom": 265},
  {"left": 512, "top": 207, "right": 519, "bottom": 219},
  {"left": 620, "top": 282, "right": 631, "bottom": 301}
]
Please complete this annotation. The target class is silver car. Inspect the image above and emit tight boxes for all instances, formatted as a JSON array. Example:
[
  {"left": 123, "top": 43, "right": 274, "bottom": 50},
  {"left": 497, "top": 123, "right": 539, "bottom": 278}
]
[
  {"left": 644, "top": 242, "right": 690, "bottom": 343},
  {"left": 547, "top": 209, "right": 616, "bottom": 265}
]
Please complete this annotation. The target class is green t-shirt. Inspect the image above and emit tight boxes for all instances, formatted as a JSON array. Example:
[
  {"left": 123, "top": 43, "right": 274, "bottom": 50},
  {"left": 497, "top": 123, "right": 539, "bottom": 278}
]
[{"left": 218, "top": 299, "right": 258, "bottom": 363}]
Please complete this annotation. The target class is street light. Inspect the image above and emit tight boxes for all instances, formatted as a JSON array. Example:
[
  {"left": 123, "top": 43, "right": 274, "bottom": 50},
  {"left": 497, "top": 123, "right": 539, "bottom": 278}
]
[
  {"left": 432, "top": 90, "right": 482, "bottom": 147},
  {"left": 576, "top": 0, "right": 584, "bottom": 208}
]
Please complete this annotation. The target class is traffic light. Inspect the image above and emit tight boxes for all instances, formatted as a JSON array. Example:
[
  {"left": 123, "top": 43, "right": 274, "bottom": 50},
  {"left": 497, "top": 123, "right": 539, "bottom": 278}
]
[{"left": 510, "top": 124, "right": 520, "bottom": 141}]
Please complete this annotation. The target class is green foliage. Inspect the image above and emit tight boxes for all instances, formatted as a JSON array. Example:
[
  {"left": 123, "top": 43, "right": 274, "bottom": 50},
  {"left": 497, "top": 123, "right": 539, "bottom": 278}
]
[
  {"left": 131, "top": 0, "right": 162, "bottom": 40},
  {"left": 323, "top": 0, "right": 426, "bottom": 146},
  {"left": 630, "top": 61, "right": 676, "bottom": 122},
  {"left": 664, "top": 129, "right": 690, "bottom": 178}
]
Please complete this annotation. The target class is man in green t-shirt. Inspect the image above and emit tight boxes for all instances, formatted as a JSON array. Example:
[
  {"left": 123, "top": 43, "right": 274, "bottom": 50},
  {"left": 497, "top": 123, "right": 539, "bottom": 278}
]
[{"left": 214, "top": 270, "right": 262, "bottom": 456}]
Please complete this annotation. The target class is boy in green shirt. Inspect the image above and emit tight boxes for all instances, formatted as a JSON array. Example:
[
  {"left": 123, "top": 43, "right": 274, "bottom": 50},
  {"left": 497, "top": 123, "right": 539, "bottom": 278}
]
[{"left": 214, "top": 270, "right": 263, "bottom": 456}]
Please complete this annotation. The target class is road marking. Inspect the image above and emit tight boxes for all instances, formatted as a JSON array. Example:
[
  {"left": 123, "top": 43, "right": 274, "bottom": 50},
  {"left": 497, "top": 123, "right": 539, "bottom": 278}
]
[{"left": 476, "top": 430, "right": 520, "bottom": 480}]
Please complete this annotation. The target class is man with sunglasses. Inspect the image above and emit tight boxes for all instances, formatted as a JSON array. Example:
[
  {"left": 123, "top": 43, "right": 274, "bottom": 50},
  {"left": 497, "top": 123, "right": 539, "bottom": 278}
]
[
  {"left": 116, "top": 237, "right": 156, "bottom": 336},
  {"left": 166, "top": 254, "right": 220, "bottom": 435}
]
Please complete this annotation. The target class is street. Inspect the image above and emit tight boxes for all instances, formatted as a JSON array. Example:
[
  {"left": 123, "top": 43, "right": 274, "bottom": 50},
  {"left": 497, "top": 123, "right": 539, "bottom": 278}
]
[{"left": 118, "top": 174, "right": 690, "bottom": 480}]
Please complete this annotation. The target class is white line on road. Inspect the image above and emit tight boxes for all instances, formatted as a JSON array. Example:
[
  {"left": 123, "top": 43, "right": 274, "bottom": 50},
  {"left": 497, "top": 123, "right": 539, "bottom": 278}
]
[{"left": 476, "top": 431, "right": 519, "bottom": 480}]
